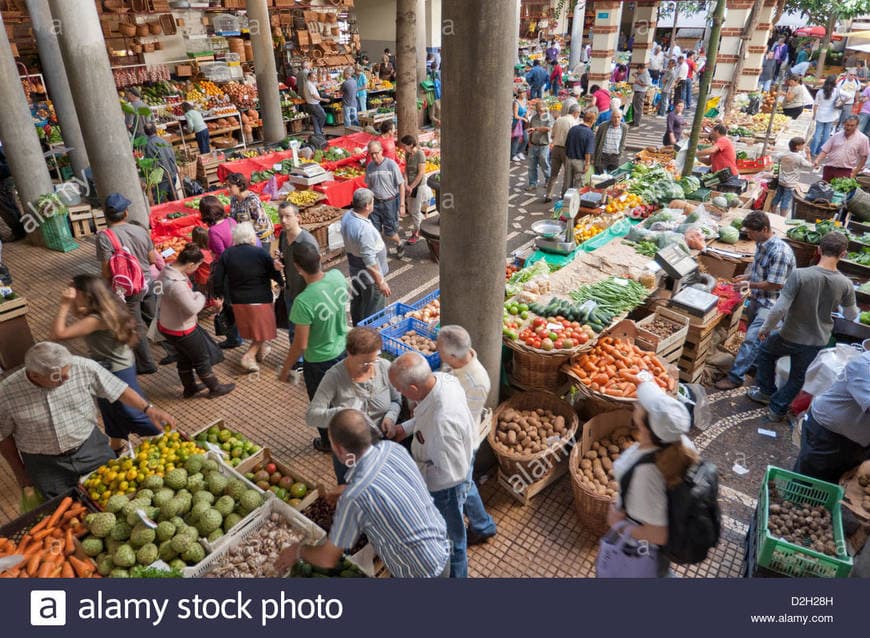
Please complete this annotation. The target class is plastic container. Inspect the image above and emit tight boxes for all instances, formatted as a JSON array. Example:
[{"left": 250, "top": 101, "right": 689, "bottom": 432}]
[
  {"left": 358, "top": 302, "right": 413, "bottom": 330},
  {"left": 39, "top": 213, "right": 79, "bottom": 253},
  {"left": 409, "top": 288, "right": 440, "bottom": 312},
  {"left": 755, "top": 466, "right": 853, "bottom": 578},
  {"left": 380, "top": 317, "right": 441, "bottom": 369}
]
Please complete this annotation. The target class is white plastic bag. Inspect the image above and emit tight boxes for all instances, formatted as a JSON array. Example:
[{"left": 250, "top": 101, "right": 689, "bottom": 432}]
[{"left": 802, "top": 345, "right": 863, "bottom": 397}]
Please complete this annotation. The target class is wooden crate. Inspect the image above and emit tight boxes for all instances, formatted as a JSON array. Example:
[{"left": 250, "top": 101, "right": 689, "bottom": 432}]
[
  {"left": 496, "top": 458, "right": 569, "bottom": 506},
  {"left": 635, "top": 306, "right": 689, "bottom": 354},
  {"left": 0, "top": 295, "right": 27, "bottom": 323},
  {"left": 68, "top": 204, "right": 94, "bottom": 238},
  {"left": 236, "top": 448, "right": 320, "bottom": 512},
  {"left": 93, "top": 209, "right": 107, "bottom": 232}
]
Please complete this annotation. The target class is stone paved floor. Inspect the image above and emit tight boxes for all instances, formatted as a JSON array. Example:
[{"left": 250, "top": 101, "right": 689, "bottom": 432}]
[{"left": 0, "top": 116, "right": 799, "bottom": 576}]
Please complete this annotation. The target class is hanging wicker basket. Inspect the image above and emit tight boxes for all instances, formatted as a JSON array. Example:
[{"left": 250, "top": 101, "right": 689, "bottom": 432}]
[
  {"left": 136, "top": 23, "right": 150, "bottom": 37},
  {"left": 149, "top": 21, "right": 163, "bottom": 35},
  {"left": 119, "top": 23, "right": 138, "bottom": 37}
]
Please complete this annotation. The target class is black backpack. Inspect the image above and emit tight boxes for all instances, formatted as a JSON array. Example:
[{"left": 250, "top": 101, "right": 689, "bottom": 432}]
[{"left": 620, "top": 452, "right": 721, "bottom": 565}]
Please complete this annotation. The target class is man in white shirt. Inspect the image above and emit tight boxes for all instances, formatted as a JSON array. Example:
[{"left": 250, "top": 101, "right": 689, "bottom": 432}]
[
  {"left": 545, "top": 103, "right": 581, "bottom": 202},
  {"left": 837, "top": 71, "right": 862, "bottom": 129},
  {"left": 669, "top": 43, "right": 682, "bottom": 61},
  {"left": 388, "top": 353, "right": 477, "bottom": 577},
  {"left": 304, "top": 71, "right": 329, "bottom": 137},
  {"left": 675, "top": 56, "right": 689, "bottom": 112},
  {"left": 649, "top": 45, "right": 665, "bottom": 84},
  {"left": 437, "top": 325, "right": 497, "bottom": 546}
]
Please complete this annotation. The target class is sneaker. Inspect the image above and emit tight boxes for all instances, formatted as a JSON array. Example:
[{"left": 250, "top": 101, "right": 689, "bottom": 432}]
[
  {"left": 466, "top": 529, "right": 496, "bottom": 546},
  {"left": 396, "top": 241, "right": 406, "bottom": 258},
  {"left": 747, "top": 387, "right": 772, "bottom": 405},
  {"left": 526, "top": 185, "right": 537, "bottom": 192},
  {"left": 542, "top": 196, "right": 553, "bottom": 203},
  {"left": 218, "top": 340, "right": 242, "bottom": 350},
  {"left": 518, "top": 153, "right": 526, "bottom": 160},
  {"left": 714, "top": 377, "right": 742, "bottom": 391},
  {"left": 406, "top": 232, "right": 420, "bottom": 245},
  {"left": 136, "top": 365, "right": 158, "bottom": 375},
  {"left": 207, "top": 382, "right": 235, "bottom": 398},
  {"left": 511, "top": 155, "right": 519, "bottom": 161},
  {"left": 159, "top": 354, "right": 178, "bottom": 366},
  {"left": 313, "top": 438, "right": 332, "bottom": 454},
  {"left": 764, "top": 407, "right": 785, "bottom": 423}
]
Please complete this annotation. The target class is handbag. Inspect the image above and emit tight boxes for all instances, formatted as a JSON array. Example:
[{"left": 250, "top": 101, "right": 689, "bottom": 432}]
[
  {"left": 274, "top": 288, "right": 290, "bottom": 331},
  {"left": 596, "top": 520, "right": 660, "bottom": 578},
  {"left": 214, "top": 305, "right": 233, "bottom": 337},
  {"left": 511, "top": 116, "right": 524, "bottom": 139}
]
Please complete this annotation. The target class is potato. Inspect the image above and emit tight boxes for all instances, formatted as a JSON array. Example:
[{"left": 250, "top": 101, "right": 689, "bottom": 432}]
[
  {"left": 580, "top": 459, "right": 592, "bottom": 470},
  {"left": 507, "top": 431, "right": 517, "bottom": 445},
  {"left": 602, "top": 457, "right": 613, "bottom": 471},
  {"left": 584, "top": 450, "right": 598, "bottom": 460}
]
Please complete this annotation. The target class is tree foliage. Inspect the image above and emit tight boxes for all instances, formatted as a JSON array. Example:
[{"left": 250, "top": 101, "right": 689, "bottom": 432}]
[
  {"left": 656, "top": 1, "right": 710, "bottom": 22},
  {"left": 784, "top": 0, "right": 870, "bottom": 26}
]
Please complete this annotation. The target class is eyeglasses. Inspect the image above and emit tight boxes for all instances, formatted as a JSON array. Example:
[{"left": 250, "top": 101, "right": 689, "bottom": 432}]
[{"left": 358, "top": 353, "right": 381, "bottom": 369}]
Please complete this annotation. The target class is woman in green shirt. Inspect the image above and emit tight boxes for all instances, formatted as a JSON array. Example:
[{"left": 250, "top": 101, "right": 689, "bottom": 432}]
[{"left": 50, "top": 274, "right": 161, "bottom": 453}]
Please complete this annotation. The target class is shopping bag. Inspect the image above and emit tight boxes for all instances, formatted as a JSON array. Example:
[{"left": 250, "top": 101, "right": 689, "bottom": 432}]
[
  {"left": 596, "top": 521, "right": 659, "bottom": 578},
  {"left": 274, "top": 288, "right": 290, "bottom": 331},
  {"left": 802, "top": 344, "right": 862, "bottom": 397},
  {"left": 624, "top": 103, "right": 634, "bottom": 125}
]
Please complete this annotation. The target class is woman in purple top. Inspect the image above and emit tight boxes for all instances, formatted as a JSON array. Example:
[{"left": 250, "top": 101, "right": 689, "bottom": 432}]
[{"left": 199, "top": 195, "right": 237, "bottom": 257}]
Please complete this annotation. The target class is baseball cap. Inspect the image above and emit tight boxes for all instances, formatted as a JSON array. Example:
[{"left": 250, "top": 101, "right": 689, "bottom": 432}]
[
  {"left": 636, "top": 380, "right": 691, "bottom": 443},
  {"left": 104, "top": 193, "right": 131, "bottom": 214}
]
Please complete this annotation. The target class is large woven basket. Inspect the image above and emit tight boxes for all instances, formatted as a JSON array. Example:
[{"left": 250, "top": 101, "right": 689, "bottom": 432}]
[
  {"left": 504, "top": 335, "right": 596, "bottom": 391},
  {"left": 568, "top": 409, "right": 635, "bottom": 535},
  {"left": 488, "top": 391, "right": 580, "bottom": 482}
]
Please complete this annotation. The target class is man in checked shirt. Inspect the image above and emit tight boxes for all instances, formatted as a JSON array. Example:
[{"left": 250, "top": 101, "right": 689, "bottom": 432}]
[
  {"left": 715, "top": 211, "right": 795, "bottom": 391},
  {"left": 0, "top": 342, "right": 176, "bottom": 502}
]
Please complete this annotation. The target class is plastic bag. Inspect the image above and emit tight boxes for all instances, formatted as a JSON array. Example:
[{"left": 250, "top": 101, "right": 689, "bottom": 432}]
[
  {"left": 20, "top": 486, "right": 44, "bottom": 514},
  {"left": 802, "top": 344, "right": 863, "bottom": 396},
  {"left": 678, "top": 384, "right": 712, "bottom": 431}
]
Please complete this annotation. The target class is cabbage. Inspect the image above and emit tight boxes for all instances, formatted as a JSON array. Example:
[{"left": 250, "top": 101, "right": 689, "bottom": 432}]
[{"left": 718, "top": 226, "right": 739, "bottom": 244}]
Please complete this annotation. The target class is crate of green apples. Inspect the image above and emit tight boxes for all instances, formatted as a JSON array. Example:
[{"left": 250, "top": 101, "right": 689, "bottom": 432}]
[
  {"left": 237, "top": 449, "right": 319, "bottom": 511},
  {"left": 186, "top": 419, "right": 264, "bottom": 469}
]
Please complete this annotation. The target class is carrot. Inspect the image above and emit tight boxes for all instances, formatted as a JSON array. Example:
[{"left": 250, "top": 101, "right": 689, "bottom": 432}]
[
  {"left": 50, "top": 528, "right": 64, "bottom": 539},
  {"left": 26, "top": 553, "right": 43, "bottom": 576},
  {"left": 49, "top": 565, "right": 63, "bottom": 578},
  {"left": 28, "top": 517, "right": 50, "bottom": 535},
  {"left": 45, "top": 496, "right": 73, "bottom": 530},
  {"left": 61, "top": 562, "right": 74, "bottom": 578},
  {"left": 37, "top": 560, "right": 55, "bottom": 578},
  {"left": 0, "top": 568, "right": 19, "bottom": 578},
  {"left": 69, "top": 556, "right": 94, "bottom": 578},
  {"left": 17, "top": 534, "right": 33, "bottom": 552},
  {"left": 64, "top": 529, "right": 74, "bottom": 556},
  {"left": 31, "top": 528, "right": 53, "bottom": 542}
]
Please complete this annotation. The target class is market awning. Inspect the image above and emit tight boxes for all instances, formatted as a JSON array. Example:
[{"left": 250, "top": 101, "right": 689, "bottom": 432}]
[
  {"left": 675, "top": 28, "right": 705, "bottom": 40},
  {"left": 793, "top": 25, "right": 844, "bottom": 40},
  {"left": 846, "top": 43, "right": 870, "bottom": 53}
]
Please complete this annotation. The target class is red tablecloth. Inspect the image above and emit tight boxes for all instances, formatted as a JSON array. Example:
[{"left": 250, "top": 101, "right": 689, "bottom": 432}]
[
  {"left": 315, "top": 176, "right": 367, "bottom": 208},
  {"left": 216, "top": 151, "right": 296, "bottom": 182}
]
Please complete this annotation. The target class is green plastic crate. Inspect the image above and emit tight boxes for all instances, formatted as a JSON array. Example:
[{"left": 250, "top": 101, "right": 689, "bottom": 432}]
[
  {"left": 39, "top": 212, "right": 79, "bottom": 253},
  {"left": 755, "top": 466, "right": 852, "bottom": 578},
  {"left": 686, "top": 187, "right": 712, "bottom": 202},
  {"left": 611, "top": 161, "right": 634, "bottom": 178}
]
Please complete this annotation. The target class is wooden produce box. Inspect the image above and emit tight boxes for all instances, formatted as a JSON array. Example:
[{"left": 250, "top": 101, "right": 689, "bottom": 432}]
[
  {"left": 667, "top": 304, "right": 722, "bottom": 383},
  {"left": 634, "top": 306, "right": 689, "bottom": 365},
  {"left": 236, "top": 448, "right": 319, "bottom": 512},
  {"left": 185, "top": 418, "right": 265, "bottom": 470}
]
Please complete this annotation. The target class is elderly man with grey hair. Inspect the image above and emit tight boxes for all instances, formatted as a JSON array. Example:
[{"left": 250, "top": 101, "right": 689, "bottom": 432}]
[
  {"left": 341, "top": 188, "right": 391, "bottom": 325},
  {"left": 0, "top": 342, "right": 175, "bottom": 501},
  {"left": 387, "top": 352, "right": 476, "bottom": 577},
  {"left": 365, "top": 140, "right": 405, "bottom": 257},
  {"left": 437, "top": 325, "right": 497, "bottom": 546},
  {"left": 545, "top": 102, "right": 581, "bottom": 203}
]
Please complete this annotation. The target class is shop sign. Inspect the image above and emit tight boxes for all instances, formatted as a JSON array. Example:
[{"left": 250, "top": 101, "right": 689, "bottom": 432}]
[{"left": 597, "top": 11, "right": 609, "bottom": 19}]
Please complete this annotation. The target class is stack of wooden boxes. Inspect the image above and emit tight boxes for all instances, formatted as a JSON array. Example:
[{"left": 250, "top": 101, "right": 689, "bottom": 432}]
[{"left": 197, "top": 153, "right": 225, "bottom": 189}]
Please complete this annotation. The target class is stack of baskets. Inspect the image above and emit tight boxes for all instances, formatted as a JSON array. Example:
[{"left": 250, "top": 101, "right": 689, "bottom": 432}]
[
  {"left": 489, "top": 391, "right": 580, "bottom": 504},
  {"left": 505, "top": 336, "right": 595, "bottom": 392}
]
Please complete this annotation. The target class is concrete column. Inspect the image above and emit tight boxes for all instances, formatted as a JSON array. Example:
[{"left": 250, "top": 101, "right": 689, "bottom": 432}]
[
  {"left": 416, "top": 0, "right": 427, "bottom": 82},
  {"left": 246, "top": 0, "right": 284, "bottom": 143},
  {"left": 712, "top": 1, "right": 753, "bottom": 95},
  {"left": 26, "top": 0, "right": 90, "bottom": 181},
  {"left": 396, "top": 0, "right": 418, "bottom": 138},
  {"left": 48, "top": 0, "right": 148, "bottom": 226},
  {"left": 440, "top": 0, "right": 516, "bottom": 406},
  {"left": 0, "top": 13, "right": 53, "bottom": 217},
  {"left": 738, "top": 0, "right": 778, "bottom": 92},
  {"left": 588, "top": 0, "right": 622, "bottom": 89},
  {"left": 630, "top": 2, "right": 657, "bottom": 66},
  {"left": 425, "top": 0, "right": 442, "bottom": 49},
  {"left": 569, "top": 0, "right": 586, "bottom": 71}
]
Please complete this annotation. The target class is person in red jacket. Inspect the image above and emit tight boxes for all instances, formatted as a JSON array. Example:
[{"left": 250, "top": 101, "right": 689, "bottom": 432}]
[
  {"left": 684, "top": 51, "right": 696, "bottom": 110},
  {"left": 550, "top": 61, "right": 563, "bottom": 97}
]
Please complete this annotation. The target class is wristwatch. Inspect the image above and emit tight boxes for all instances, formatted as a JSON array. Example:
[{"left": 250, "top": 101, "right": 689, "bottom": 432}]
[{"left": 143, "top": 403, "right": 154, "bottom": 414}]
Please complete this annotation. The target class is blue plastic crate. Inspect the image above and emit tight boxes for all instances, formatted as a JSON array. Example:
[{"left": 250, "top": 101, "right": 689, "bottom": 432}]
[
  {"left": 380, "top": 317, "right": 441, "bottom": 369},
  {"left": 358, "top": 302, "right": 414, "bottom": 330},
  {"left": 409, "top": 288, "right": 440, "bottom": 311}
]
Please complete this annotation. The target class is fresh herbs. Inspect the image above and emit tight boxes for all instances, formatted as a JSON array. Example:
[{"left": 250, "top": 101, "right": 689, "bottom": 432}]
[{"left": 829, "top": 177, "right": 858, "bottom": 194}]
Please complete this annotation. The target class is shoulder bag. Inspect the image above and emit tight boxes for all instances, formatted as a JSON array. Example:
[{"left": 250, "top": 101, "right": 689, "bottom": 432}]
[{"left": 596, "top": 520, "right": 659, "bottom": 578}]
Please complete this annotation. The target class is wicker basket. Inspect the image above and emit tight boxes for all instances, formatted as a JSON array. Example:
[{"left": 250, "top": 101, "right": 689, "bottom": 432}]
[
  {"left": 488, "top": 391, "right": 580, "bottom": 482},
  {"left": 783, "top": 238, "right": 818, "bottom": 268},
  {"left": 149, "top": 21, "right": 163, "bottom": 35},
  {"left": 119, "top": 22, "right": 137, "bottom": 36},
  {"left": 504, "top": 336, "right": 595, "bottom": 391},
  {"left": 568, "top": 409, "right": 635, "bottom": 535},
  {"left": 136, "top": 23, "right": 150, "bottom": 37},
  {"left": 792, "top": 194, "right": 839, "bottom": 222}
]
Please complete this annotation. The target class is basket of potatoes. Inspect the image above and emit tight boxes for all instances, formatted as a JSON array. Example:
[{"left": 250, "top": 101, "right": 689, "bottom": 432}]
[
  {"left": 381, "top": 318, "right": 441, "bottom": 369},
  {"left": 568, "top": 409, "right": 637, "bottom": 535},
  {"left": 489, "top": 391, "right": 580, "bottom": 484}
]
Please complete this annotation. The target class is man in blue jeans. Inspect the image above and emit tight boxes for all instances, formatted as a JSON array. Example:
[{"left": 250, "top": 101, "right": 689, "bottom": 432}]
[
  {"left": 748, "top": 232, "right": 859, "bottom": 421},
  {"left": 387, "top": 353, "right": 477, "bottom": 578},
  {"left": 715, "top": 211, "right": 795, "bottom": 391},
  {"left": 437, "top": 326, "right": 498, "bottom": 545},
  {"left": 526, "top": 100, "right": 552, "bottom": 192}
]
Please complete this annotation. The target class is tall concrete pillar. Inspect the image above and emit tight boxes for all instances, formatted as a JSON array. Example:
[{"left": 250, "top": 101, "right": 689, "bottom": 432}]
[
  {"left": 396, "top": 0, "right": 418, "bottom": 138},
  {"left": 48, "top": 0, "right": 147, "bottom": 226},
  {"left": 738, "top": 0, "right": 778, "bottom": 92},
  {"left": 712, "top": 0, "right": 753, "bottom": 96},
  {"left": 416, "top": 0, "right": 427, "bottom": 82},
  {"left": 630, "top": 2, "right": 658, "bottom": 66},
  {"left": 569, "top": 0, "right": 587, "bottom": 71},
  {"left": 425, "top": 0, "right": 441, "bottom": 49},
  {"left": 440, "top": 0, "right": 516, "bottom": 406},
  {"left": 26, "top": 0, "right": 90, "bottom": 182},
  {"left": 588, "top": 0, "right": 622, "bottom": 89},
  {"left": 0, "top": 13, "right": 54, "bottom": 219},
  {"left": 246, "top": 0, "right": 284, "bottom": 143}
]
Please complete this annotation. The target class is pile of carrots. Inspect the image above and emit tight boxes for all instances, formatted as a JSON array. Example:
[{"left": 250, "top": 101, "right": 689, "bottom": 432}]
[
  {"left": 0, "top": 495, "right": 98, "bottom": 578},
  {"left": 567, "top": 336, "right": 676, "bottom": 398}
]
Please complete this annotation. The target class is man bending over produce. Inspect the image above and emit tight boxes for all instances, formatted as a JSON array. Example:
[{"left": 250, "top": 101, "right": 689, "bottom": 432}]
[
  {"left": 715, "top": 212, "right": 795, "bottom": 391},
  {"left": 748, "top": 232, "right": 858, "bottom": 422},
  {"left": 813, "top": 115, "right": 870, "bottom": 182}
]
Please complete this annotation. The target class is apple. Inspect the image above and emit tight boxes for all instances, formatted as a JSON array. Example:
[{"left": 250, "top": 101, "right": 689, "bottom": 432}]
[{"left": 265, "top": 463, "right": 277, "bottom": 474}]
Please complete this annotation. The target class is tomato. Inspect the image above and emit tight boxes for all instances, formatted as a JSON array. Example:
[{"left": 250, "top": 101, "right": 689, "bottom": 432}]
[
  {"left": 533, "top": 317, "right": 546, "bottom": 328},
  {"left": 563, "top": 338, "right": 574, "bottom": 348},
  {"left": 532, "top": 339, "right": 542, "bottom": 349},
  {"left": 541, "top": 338, "right": 554, "bottom": 351},
  {"left": 555, "top": 316, "right": 564, "bottom": 322},
  {"left": 554, "top": 339, "right": 564, "bottom": 349},
  {"left": 561, "top": 320, "right": 570, "bottom": 329},
  {"left": 576, "top": 333, "right": 589, "bottom": 344},
  {"left": 570, "top": 321, "right": 581, "bottom": 330}
]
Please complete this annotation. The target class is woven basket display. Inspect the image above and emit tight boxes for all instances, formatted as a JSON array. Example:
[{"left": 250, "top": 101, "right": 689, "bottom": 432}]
[
  {"left": 504, "top": 333, "right": 596, "bottom": 391},
  {"left": 568, "top": 409, "right": 635, "bottom": 535},
  {"left": 488, "top": 391, "right": 580, "bottom": 481}
]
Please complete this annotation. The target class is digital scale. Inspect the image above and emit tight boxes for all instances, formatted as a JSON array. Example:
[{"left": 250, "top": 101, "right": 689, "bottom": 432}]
[
  {"left": 533, "top": 189, "right": 581, "bottom": 255},
  {"left": 654, "top": 244, "right": 718, "bottom": 316},
  {"left": 286, "top": 162, "right": 331, "bottom": 186}
]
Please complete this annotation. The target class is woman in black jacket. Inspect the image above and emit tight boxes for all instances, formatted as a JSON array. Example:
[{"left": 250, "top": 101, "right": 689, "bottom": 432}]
[{"left": 211, "top": 222, "right": 283, "bottom": 372}]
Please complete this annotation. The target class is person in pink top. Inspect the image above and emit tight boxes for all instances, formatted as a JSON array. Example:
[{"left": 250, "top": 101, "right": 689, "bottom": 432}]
[
  {"left": 591, "top": 85, "right": 612, "bottom": 126},
  {"left": 199, "top": 195, "right": 237, "bottom": 257},
  {"left": 813, "top": 115, "right": 870, "bottom": 182}
]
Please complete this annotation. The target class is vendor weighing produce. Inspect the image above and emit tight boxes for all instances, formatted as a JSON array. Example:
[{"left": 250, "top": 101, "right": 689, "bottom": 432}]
[{"left": 696, "top": 124, "right": 738, "bottom": 177}]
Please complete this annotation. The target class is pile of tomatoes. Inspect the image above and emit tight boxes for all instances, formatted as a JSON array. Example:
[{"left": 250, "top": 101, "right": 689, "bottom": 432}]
[
  {"left": 505, "top": 263, "right": 520, "bottom": 281},
  {"left": 518, "top": 316, "right": 595, "bottom": 351}
]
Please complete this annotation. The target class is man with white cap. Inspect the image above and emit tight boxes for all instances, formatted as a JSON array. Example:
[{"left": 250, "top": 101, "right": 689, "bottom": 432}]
[{"left": 606, "top": 372, "right": 697, "bottom": 577}]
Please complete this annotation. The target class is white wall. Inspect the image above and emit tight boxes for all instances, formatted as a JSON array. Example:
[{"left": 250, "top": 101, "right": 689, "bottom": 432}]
[{"left": 356, "top": 0, "right": 397, "bottom": 56}]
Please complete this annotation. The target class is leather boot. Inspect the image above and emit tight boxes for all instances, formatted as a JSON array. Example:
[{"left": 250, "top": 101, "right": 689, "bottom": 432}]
[
  {"left": 180, "top": 371, "right": 205, "bottom": 399},
  {"left": 202, "top": 373, "right": 235, "bottom": 398}
]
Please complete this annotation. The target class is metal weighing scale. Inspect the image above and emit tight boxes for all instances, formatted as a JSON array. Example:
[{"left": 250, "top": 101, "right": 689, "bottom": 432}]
[
  {"left": 654, "top": 244, "right": 719, "bottom": 317},
  {"left": 286, "top": 162, "right": 331, "bottom": 187},
  {"left": 532, "top": 189, "right": 581, "bottom": 255}
]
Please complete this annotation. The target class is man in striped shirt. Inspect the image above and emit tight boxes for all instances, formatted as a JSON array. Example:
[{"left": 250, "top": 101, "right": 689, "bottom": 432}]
[{"left": 276, "top": 409, "right": 450, "bottom": 578}]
